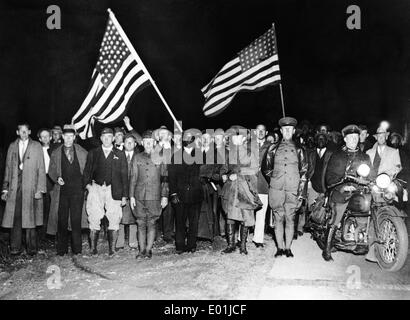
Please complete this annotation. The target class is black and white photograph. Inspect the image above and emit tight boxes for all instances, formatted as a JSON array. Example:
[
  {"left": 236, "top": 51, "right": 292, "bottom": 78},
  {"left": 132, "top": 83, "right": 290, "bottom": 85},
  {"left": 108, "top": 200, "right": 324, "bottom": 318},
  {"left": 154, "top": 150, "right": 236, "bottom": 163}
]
[{"left": 0, "top": 0, "right": 409, "bottom": 303}]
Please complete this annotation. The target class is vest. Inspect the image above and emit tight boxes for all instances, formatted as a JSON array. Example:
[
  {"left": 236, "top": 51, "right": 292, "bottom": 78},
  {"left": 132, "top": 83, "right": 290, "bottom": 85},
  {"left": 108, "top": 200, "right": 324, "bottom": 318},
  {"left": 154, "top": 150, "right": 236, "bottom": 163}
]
[
  {"left": 93, "top": 150, "right": 113, "bottom": 186},
  {"left": 61, "top": 147, "right": 82, "bottom": 194}
]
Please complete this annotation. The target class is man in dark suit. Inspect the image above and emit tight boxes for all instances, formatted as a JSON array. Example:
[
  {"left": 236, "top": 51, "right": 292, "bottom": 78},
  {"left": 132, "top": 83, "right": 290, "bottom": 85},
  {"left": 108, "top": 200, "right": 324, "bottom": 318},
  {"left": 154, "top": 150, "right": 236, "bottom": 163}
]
[
  {"left": 83, "top": 127, "right": 128, "bottom": 256},
  {"left": 299, "top": 133, "right": 333, "bottom": 234},
  {"left": 168, "top": 130, "right": 203, "bottom": 254}
]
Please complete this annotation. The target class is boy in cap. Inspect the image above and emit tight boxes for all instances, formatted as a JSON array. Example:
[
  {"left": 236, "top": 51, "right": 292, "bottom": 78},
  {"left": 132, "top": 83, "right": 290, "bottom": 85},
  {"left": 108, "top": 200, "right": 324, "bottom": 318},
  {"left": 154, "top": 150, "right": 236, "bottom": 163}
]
[
  {"left": 130, "top": 130, "right": 168, "bottom": 258},
  {"left": 324, "top": 124, "right": 375, "bottom": 261},
  {"left": 83, "top": 127, "right": 128, "bottom": 255},
  {"left": 262, "top": 117, "right": 308, "bottom": 258}
]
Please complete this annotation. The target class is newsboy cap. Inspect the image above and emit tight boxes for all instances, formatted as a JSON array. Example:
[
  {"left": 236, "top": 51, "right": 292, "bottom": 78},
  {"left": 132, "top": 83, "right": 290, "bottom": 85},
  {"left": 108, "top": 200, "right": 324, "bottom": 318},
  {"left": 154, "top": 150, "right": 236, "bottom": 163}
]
[
  {"left": 62, "top": 124, "right": 76, "bottom": 134},
  {"left": 341, "top": 124, "right": 360, "bottom": 137},
  {"left": 278, "top": 117, "right": 297, "bottom": 127},
  {"left": 51, "top": 125, "right": 63, "bottom": 133},
  {"left": 114, "top": 127, "right": 125, "bottom": 135},
  {"left": 100, "top": 127, "right": 114, "bottom": 135}
]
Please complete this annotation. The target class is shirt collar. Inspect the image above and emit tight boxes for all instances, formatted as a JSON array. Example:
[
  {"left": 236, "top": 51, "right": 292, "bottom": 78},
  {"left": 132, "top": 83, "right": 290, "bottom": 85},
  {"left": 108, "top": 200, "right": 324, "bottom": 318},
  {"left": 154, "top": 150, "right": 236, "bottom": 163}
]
[{"left": 102, "top": 145, "right": 113, "bottom": 152}]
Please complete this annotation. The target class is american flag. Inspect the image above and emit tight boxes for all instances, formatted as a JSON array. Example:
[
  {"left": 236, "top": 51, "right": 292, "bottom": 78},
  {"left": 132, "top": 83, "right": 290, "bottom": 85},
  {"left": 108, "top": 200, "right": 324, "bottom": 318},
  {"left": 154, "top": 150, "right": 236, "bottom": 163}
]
[
  {"left": 201, "top": 26, "right": 281, "bottom": 117},
  {"left": 72, "top": 12, "right": 151, "bottom": 139}
]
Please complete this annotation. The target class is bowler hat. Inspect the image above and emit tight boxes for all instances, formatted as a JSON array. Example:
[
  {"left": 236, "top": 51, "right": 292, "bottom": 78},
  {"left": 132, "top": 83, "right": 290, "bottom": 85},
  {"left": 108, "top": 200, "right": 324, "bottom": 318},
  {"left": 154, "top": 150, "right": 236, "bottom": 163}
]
[
  {"left": 341, "top": 124, "right": 360, "bottom": 137},
  {"left": 278, "top": 117, "right": 297, "bottom": 127}
]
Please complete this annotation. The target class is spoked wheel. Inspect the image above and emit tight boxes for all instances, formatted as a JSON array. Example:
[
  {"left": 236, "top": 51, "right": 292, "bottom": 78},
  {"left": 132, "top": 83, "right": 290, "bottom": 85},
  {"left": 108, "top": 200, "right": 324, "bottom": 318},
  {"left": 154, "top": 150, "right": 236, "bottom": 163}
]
[{"left": 375, "top": 214, "right": 408, "bottom": 272}]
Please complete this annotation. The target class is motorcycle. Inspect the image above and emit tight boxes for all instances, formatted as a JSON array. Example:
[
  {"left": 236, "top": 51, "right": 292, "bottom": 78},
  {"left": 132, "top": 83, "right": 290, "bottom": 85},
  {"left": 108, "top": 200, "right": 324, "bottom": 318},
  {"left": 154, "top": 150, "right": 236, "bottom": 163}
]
[{"left": 306, "top": 164, "right": 409, "bottom": 272}]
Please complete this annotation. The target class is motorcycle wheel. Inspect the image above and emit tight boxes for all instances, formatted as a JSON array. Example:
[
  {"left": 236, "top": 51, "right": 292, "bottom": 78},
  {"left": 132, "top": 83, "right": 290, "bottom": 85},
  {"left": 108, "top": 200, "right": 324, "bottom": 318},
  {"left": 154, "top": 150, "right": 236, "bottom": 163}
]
[{"left": 375, "top": 214, "right": 408, "bottom": 272}]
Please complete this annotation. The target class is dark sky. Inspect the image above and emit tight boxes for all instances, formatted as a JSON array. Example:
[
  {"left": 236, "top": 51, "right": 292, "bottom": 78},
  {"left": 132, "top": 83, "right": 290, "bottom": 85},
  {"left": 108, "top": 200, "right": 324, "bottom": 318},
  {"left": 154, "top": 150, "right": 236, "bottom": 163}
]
[{"left": 1, "top": 0, "right": 410, "bottom": 146}]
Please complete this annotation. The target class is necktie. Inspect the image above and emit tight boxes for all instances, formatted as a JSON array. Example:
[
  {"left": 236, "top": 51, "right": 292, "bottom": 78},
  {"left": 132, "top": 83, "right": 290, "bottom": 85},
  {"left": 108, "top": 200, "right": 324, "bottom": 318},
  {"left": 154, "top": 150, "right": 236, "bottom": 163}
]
[
  {"left": 127, "top": 153, "right": 131, "bottom": 163},
  {"left": 373, "top": 148, "right": 381, "bottom": 173},
  {"left": 66, "top": 148, "right": 73, "bottom": 163}
]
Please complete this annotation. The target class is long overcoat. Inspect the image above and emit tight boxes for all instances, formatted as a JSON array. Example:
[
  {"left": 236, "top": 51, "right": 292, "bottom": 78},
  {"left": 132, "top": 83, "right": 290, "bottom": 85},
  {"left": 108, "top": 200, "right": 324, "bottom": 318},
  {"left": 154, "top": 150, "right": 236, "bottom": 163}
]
[{"left": 2, "top": 138, "right": 46, "bottom": 228}]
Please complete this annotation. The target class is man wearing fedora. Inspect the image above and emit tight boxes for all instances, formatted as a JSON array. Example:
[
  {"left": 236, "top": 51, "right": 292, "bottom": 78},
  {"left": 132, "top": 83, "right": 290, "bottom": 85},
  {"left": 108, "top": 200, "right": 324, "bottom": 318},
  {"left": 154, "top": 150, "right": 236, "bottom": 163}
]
[
  {"left": 168, "top": 129, "right": 203, "bottom": 254},
  {"left": 130, "top": 130, "right": 169, "bottom": 259},
  {"left": 324, "top": 124, "right": 375, "bottom": 261},
  {"left": 47, "top": 125, "right": 88, "bottom": 255},
  {"left": 262, "top": 117, "right": 308, "bottom": 258},
  {"left": 366, "top": 123, "right": 401, "bottom": 177},
  {"left": 83, "top": 127, "right": 128, "bottom": 255}
]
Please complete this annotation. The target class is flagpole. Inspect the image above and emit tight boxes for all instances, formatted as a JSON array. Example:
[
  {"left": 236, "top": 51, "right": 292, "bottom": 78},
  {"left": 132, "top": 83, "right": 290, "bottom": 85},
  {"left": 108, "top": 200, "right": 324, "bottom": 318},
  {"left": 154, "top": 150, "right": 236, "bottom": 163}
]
[
  {"left": 273, "top": 23, "right": 286, "bottom": 118},
  {"left": 107, "top": 8, "right": 183, "bottom": 133}
]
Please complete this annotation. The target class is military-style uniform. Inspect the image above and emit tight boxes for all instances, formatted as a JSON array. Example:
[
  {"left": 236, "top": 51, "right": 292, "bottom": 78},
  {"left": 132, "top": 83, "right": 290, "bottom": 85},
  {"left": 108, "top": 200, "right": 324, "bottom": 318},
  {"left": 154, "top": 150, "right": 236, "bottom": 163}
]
[
  {"left": 129, "top": 144, "right": 168, "bottom": 258},
  {"left": 262, "top": 117, "right": 307, "bottom": 256}
]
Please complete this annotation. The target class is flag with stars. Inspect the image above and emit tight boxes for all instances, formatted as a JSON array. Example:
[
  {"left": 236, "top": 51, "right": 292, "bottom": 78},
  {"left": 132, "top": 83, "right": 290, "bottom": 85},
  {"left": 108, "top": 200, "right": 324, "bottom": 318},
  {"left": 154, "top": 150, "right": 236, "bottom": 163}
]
[
  {"left": 72, "top": 13, "right": 151, "bottom": 139},
  {"left": 201, "top": 26, "right": 281, "bottom": 117}
]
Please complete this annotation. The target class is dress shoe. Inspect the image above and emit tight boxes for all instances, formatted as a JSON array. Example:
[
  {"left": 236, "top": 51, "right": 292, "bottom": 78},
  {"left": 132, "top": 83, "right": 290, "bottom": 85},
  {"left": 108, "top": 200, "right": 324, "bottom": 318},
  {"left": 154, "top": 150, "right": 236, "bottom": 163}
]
[
  {"left": 253, "top": 241, "right": 264, "bottom": 248},
  {"left": 176, "top": 249, "right": 185, "bottom": 255},
  {"left": 274, "top": 249, "right": 285, "bottom": 257},
  {"left": 145, "top": 250, "right": 152, "bottom": 259},
  {"left": 136, "top": 249, "right": 146, "bottom": 259},
  {"left": 284, "top": 249, "right": 294, "bottom": 258}
]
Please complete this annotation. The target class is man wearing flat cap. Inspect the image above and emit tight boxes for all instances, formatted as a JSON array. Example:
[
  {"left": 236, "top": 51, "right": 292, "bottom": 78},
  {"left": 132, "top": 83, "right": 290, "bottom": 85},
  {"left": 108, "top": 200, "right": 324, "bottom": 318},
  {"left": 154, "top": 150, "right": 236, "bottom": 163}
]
[
  {"left": 129, "top": 130, "right": 168, "bottom": 259},
  {"left": 262, "top": 117, "right": 308, "bottom": 258},
  {"left": 83, "top": 127, "right": 128, "bottom": 256},
  {"left": 324, "top": 124, "right": 375, "bottom": 261},
  {"left": 47, "top": 125, "right": 88, "bottom": 255}
]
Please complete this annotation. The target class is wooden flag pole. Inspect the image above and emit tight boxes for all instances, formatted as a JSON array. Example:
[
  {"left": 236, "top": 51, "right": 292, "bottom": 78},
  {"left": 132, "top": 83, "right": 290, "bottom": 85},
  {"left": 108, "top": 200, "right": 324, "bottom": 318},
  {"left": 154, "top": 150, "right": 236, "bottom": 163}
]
[
  {"left": 107, "top": 8, "right": 183, "bottom": 133},
  {"left": 272, "top": 23, "right": 286, "bottom": 118}
]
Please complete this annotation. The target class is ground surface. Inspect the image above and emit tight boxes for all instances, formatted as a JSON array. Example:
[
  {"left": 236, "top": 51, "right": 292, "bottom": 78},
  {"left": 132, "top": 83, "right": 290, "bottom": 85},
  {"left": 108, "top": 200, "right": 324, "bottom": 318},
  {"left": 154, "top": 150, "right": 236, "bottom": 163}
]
[{"left": 0, "top": 220, "right": 409, "bottom": 300}]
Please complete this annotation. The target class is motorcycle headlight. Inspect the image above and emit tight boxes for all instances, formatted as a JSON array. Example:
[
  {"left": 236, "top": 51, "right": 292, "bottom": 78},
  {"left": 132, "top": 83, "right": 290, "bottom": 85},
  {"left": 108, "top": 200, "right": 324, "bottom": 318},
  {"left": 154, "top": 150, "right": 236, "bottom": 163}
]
[
  {"left": 357, "top": 164, "right": 370, "bottom": 177},
  {"left": 376, "top": 174, "right": 391, "bottom": 189}
]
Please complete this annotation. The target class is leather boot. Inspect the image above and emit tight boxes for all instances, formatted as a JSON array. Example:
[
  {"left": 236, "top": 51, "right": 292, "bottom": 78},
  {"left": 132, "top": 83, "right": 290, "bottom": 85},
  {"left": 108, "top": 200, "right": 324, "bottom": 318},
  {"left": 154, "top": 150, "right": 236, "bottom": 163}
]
[
  {"left": 90, "top": 230, "right": 99, "bottom": 255},
  {"left": 108, "top": 230, "right": 118, "bottom": 256},
  {"left": 145, "top": 223, "right": 156, "bottom": 259},
  {"left": 322, "top": 225, "right": 337, "bottom": 261},
  {"left": 240, "top": 225, "right": 249, "bottom": 255},
  {"left": 136, "top": 225, "right": 147, "bottom": 259},
  {"left": 221, "top": 223, "right": 236, "bottom": 254}
]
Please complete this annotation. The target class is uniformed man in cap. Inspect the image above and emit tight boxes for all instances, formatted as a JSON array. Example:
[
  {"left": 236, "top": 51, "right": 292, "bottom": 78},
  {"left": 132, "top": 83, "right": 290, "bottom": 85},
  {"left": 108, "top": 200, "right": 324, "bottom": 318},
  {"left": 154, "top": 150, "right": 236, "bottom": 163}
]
[
  {"left": 83, "top": 127, "right": 128, "bottom": 255},
  {"left": 262, "top": 117, "right": 308, "bottom": 258},
  {"left": 130, "top": 130, "right": 168, "bottom": 259},
  {"left": 324, "top": 124, "right": 375, "bottom": 261}
]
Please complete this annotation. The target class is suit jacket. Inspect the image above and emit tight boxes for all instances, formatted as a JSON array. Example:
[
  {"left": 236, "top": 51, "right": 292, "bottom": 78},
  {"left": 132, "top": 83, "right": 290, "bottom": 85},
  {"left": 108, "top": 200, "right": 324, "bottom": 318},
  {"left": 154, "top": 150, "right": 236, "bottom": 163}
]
[
  {"left": 129, "top": 151, "right": 168, "bottom": 201},
  {"left": 366, "top": 143, "right": 402, "bottom": 177},
  {"left": 47, "top": 144, "right": 88, "bottom": 235},
  {"left": 306, "top": 148, "right": 333, "bottom": 193},
  {"left": 168, "top": 148, "right": 203, "bottom": 204},
  {"left": 83, "top": 146, "right": 128, "bottom": 200}
]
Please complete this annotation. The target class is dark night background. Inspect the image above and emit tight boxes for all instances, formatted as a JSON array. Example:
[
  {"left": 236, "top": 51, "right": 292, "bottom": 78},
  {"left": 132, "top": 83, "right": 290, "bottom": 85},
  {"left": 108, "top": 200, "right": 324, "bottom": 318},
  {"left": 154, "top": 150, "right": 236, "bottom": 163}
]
[{"left": 1, "top": 0, "right": 410, "bottom": 147}]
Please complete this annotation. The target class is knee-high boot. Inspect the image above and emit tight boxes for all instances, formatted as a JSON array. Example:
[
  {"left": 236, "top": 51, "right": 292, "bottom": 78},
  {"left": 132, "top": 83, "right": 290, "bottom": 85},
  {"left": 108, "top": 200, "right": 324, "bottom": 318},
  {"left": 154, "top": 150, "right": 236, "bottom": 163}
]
[
  {"left": 322, "top": 225, "right": 337, "bottom": 261},
  {"left": 90, "top": 230, "right": 100, "bottom": 255},
  {"left": 107, "top": 230, "right": 118, "bottom": 256},
  {"left": 221, "top": 223, "right": 236, "bottom": 254},
  {"left": 240, "top": 225, "right": 249, "bottom": 255},
  {"left": 136, "top": 225, "right": 147, "bottom": 259},
  {"left": 146, "top": 223, "right": 156, "bottom": 259}
]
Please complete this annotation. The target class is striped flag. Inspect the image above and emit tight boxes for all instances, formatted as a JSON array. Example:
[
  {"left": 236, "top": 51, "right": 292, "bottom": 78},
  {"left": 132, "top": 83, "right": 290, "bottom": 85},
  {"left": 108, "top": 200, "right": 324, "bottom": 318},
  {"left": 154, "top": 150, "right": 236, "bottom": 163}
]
[
  {"left": 201, "top": 26, "right": 281, "bottom": 117},
  {"left": 72, "top": 12, "right": 151, "bottom": 139}
]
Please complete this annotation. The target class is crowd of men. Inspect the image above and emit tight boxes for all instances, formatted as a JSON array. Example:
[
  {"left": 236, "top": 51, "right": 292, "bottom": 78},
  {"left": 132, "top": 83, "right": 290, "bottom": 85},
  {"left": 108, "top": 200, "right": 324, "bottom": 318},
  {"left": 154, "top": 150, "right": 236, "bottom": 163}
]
[{"left": 0, "top": 116, "right": 408, "bottom": 261}]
